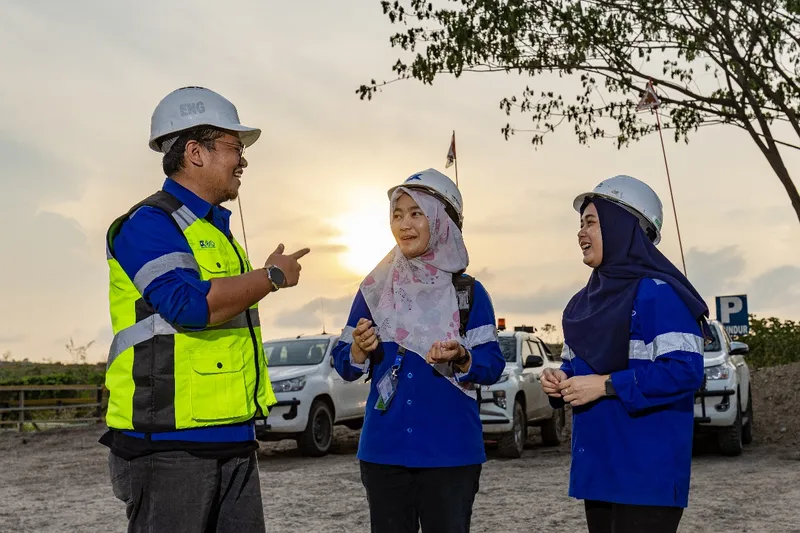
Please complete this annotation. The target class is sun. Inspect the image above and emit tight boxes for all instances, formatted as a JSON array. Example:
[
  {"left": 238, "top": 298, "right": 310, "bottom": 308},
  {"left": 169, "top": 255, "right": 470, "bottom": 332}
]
[{"left": 329, "top": 205, "right": 396, "bottom": 277}]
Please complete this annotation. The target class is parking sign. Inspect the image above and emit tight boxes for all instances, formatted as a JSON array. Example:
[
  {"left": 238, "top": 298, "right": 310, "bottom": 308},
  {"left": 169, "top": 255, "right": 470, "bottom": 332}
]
[{"left": 715, "top": 295, "right": 749, "bottom": 336}]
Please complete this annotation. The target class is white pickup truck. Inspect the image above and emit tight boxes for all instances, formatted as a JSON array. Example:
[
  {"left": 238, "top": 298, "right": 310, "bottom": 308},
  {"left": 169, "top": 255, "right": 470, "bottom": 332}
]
[
  {"left": 254, "top": 334, "right": 370, "bottom": 456},
  {"left": 478, "top": 326, "right": 567, "bottom": 458},
  {"left": 694, "top": 319, "right": 753, "bottom": 456}
]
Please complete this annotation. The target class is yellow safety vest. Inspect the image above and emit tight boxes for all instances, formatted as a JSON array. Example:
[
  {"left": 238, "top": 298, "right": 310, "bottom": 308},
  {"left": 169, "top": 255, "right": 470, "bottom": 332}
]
[{"left": 104, "top": 190, "right": 276, "bottom": 432}]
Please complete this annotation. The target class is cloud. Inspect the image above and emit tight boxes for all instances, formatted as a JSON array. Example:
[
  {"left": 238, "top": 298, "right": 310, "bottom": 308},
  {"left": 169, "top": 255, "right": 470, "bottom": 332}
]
[
  {"left": 0, "top": 134, "right": 109, "bottom": 362},
  {"left": 471, "top": 267, "right": 495, "bottom": 282},
  {"left": 1, "top": 0, "right": 799, "bottom": 365},
  {"left": 0, "top": 334, "right": 27, "bottom": 344},
  {"left": 310, "top": 244, "right": 348, "bottom": 254},
  {"left": 468, "top": 220, "right": 531, "bottom": 235},
  {"left": 493, "top": 282, "right": 581, "bottom": 316},
  {"left": 747, "top": 266, "right": 800, "bottom": 313},
  {"left": 723, "top": 205, "right": 796, "bottom": 226},
  {"left": 271, "top": 296, "right": 355, "bottom": 330},
  {"left": 685, "top": 246, "right": 746, "bottom": 298}
]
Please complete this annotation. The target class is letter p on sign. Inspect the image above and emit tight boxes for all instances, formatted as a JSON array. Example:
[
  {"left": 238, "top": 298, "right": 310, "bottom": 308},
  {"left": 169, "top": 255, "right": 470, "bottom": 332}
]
[
  {"left": 720, "top": 297, "right": 743, "bottom": 323},
  {"left": 715, "top": 294, "right": 749, "bottom": 335}
]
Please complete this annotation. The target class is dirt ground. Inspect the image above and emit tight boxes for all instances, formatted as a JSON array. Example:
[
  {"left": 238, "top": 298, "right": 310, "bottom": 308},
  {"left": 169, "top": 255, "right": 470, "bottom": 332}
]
[{"left": 2, "top": 362, "right": 800, "bottom": 533}]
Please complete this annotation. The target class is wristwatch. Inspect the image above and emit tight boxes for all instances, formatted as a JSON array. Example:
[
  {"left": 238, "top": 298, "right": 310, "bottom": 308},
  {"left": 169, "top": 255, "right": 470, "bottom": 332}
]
[
  {"left": 604, "top": 377, "right": 616, "bottom": 397},
  {"left": 452, "top": 348, "right": 471, "bottom": 367},
  {"left": 264, "top": 265, "right": 286, "bottom": 292}
]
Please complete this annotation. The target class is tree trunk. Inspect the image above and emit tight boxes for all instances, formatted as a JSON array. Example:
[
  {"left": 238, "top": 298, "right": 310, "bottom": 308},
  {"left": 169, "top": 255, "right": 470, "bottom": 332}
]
[{"left": 762, "top": 148, "right": 800, "bottom": 226}]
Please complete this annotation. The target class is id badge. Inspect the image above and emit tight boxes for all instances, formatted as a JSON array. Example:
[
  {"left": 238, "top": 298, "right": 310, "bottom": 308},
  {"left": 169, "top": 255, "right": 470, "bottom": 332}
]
[{"left": 375, "top": 369, "right": 398, "bottom": 411}]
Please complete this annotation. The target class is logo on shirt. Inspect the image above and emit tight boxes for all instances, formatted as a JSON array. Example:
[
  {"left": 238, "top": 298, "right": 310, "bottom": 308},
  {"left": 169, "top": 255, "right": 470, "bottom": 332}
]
[{"left": 198, "top": 239, "right": 216, "bottom": 249}]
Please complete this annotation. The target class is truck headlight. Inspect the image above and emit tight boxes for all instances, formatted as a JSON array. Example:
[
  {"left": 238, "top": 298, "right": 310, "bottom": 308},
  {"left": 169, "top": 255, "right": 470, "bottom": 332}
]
[
  {"left": 272, "top": 376, "right": 307, "bottom": 392},
  {"left": 495, "top": 373, "right": 510, "bottom": 385},
  {"left": 493, "top": 390, "right": 507, "bottom": 409},
  {"left": 704, "top": 364, "right": 730, "bottom": 381}
]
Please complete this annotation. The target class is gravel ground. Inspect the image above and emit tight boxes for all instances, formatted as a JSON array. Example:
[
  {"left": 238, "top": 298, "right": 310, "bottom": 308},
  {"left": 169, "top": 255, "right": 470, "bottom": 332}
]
[{"left": 2, "top": 362, "right": 799, "bottom": 533}]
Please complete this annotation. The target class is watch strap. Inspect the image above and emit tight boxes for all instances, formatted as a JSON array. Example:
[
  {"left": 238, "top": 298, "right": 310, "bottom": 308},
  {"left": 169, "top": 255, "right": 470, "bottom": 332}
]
[
  {"left": 452, "top": 348, "right": 471, "bottom": 366},
  {"left": 264, "top": 266, "right": 280, "bottom": 292},
  {"left": 604, "top": 377, "right": 617, "bottom": 397}
]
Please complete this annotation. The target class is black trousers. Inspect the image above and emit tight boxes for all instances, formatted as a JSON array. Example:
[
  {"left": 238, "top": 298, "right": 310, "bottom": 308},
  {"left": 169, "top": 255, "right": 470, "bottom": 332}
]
[
  {"left": 585, "top": 500, "right": 684, "bottom": 533},
  {"left": 359, "top": 460, "right": 482, "bottom": 533},
  {"left": 108, "top": 450, "right": 266, "bottom": 533}
]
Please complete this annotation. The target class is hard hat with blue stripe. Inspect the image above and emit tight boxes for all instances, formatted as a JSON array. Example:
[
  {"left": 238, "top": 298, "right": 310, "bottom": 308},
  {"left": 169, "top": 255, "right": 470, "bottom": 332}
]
[{"left": 388, "top": 168, "right": 464, "bottom": 229}]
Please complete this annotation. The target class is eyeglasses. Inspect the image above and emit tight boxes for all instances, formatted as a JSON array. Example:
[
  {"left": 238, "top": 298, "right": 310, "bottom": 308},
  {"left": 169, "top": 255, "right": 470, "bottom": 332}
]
[{"left": 215, "top": 139, "right": 246, "bottom": 160}]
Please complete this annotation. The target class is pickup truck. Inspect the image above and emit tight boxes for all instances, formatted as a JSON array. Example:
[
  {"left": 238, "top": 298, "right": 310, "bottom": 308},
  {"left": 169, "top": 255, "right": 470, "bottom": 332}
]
[
  {"left": 694, "top": 319, "right": 753, "bottom": 456},
  {"left": 478, "top": 326, "right": 567, "bottom": 458},
  {"left": 255, "top": 334, "right": 370, "bottom": 456}
]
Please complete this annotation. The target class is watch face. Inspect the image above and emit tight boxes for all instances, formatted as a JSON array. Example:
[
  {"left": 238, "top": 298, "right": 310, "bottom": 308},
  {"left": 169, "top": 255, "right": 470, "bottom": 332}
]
[{"left": 270, "top": 266, "right": 286, "bottom": 287}]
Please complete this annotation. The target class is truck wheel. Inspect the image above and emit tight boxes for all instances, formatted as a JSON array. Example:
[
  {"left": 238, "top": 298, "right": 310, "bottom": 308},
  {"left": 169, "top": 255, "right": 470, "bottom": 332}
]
[
  {"left": 741, "top": 387, "right": 753, "bottom": 445},
  {"left": 297, "top": 400, "right": 333, "bottom": 457},
  {"left": 541, "top": 407, "right": 566, "bottom": 446},
  {"left": 718, "top": 395, "right": 743, "bottom": 457},
  {"left": 498, "top": 401, "right": 526, "bottom": 459}
]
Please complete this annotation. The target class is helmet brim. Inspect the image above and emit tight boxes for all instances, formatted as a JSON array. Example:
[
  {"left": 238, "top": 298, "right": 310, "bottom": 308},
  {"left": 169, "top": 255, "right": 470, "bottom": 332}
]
[
  {"left": 387, "top": 183, "right": 441, "bottom": 200},
  {"left": 388, "top": 183, "right": 464, "bottom": 228},
  {"left": 226, "top": 125, "right": 261, "bottom": 147},
  {"left": 149, "top": 123, "right": 261, "bottom": 152},
  {"left": 572, "top": 191, "right": 662, "bottom": 245}
]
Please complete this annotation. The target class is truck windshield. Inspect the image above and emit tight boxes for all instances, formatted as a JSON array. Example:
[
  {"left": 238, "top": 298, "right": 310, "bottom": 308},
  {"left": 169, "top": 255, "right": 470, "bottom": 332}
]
[
  {"left": 704, "top": 326, "right": 722, "bottom": 353},
  {"left": 499, "top": 337, "right": 516, "bottom": 362},
  {"left": 263, "top": 339, "right": 329, "bottom": 366}
]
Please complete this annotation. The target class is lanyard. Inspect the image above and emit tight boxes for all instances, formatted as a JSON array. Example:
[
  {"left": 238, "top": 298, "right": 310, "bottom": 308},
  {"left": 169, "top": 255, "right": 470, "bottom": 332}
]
[
  {"left": 376, "top": 347, "right": 408, "bottom": 414},
  {"left": 390, "top": 347, "right": 407, "bottom": 379}
]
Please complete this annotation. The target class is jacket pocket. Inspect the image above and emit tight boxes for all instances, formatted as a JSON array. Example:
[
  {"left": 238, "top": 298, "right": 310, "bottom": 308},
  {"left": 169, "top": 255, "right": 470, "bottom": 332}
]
[
  {"left": 189, "top": 349, "right": 249, "bottom": 421},
  {"left": 195, "top": 250, "right": 232, "bottom": 280}
]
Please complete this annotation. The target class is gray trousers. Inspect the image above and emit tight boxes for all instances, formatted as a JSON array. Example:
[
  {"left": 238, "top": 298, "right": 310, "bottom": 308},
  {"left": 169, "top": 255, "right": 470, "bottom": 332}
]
[{"left": 108, "top": 451, "right": 266, "bottom": 533}]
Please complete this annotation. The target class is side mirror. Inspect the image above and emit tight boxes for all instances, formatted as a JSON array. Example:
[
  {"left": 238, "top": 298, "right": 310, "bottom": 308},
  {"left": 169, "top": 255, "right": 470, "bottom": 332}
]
[
  {"left": 729, "top": 341, "right": 749, "bottom": 356},
  {"left": 524, "top": 355, "right": 544, "bottom": 368}
]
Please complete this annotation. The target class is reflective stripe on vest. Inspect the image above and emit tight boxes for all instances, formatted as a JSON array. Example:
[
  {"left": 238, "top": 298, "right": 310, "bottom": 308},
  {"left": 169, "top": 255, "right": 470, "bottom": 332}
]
[
  {"left": 104, "top": 190, "right": 276, "bottom": 432},
  {"left": 106, "top": 311, "right": 261, "bottom": 370}
]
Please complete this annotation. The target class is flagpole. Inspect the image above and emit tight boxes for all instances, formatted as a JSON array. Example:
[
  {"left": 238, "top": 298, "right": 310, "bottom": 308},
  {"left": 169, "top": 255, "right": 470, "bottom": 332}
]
[
  {"left": 453, "top": 130, "right": 459, "bottom": 186},
  {"left": 653, "top": 107, "right": 688, "bottom": 277}
]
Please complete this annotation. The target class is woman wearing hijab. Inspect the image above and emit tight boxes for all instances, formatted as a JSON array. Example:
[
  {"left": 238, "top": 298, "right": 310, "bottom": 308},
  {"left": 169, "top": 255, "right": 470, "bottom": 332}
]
[
  {"left": 540, "top": 175, "right": 708, "bottom": 533},
  {"left": 332, "top": 168, "right": 505, "bottom": 533}
]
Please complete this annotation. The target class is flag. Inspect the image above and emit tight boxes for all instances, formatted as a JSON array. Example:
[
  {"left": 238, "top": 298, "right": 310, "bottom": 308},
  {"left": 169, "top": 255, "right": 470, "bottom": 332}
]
[
  {"left": 445, "top": 131, "right": 456, "bottom": 168},
  {"left": 636, "top": 80, "right": 661, "bottom": 111}
]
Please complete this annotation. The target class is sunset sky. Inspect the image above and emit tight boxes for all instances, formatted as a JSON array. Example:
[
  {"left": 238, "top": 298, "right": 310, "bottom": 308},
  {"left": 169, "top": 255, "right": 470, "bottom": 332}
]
[{"left": 2, "top": 1, "right": 798, "bottom": 363}]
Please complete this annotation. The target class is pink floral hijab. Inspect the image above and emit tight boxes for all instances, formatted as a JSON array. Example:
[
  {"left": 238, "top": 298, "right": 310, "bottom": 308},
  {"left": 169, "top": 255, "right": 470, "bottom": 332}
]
[{"left": 360, "top": 187, "right": 469, "bottom": 361}]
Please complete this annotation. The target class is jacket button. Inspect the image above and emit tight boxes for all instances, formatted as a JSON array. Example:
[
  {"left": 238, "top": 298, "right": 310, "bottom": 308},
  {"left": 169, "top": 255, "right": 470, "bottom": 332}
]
[
  {"left": 216, "top": 262, "right": 222, "bottom": 268},
  {"left": 217, "top": 362, "right": 223, "bottom": 369}
]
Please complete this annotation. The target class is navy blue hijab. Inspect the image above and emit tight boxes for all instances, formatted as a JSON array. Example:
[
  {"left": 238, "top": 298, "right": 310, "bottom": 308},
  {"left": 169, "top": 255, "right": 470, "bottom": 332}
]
[{"left": 562, "top": 197, "right": 709, "bottom": 375}]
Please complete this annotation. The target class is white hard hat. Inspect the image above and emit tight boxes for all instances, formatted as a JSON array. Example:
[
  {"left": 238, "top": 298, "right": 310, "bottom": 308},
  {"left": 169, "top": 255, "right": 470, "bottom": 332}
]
[
  {"left": 388, "top": 168, "right": 464, "bottom": 227},
  {"left": 573, "top": 175, "right": 664, "bottom": 244},
  {"left": 148, "top": 86, "right": 261, "bottom": 152}
]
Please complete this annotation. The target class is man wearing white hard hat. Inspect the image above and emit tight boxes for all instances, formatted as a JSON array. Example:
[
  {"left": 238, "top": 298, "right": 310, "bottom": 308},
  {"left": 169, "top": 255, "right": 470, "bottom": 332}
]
[
  {"left": 540, "top": 175, "right": 709, "bottom": 533},
  {"left": 101, "top": 86, "right": 310, "bottom": 532}
]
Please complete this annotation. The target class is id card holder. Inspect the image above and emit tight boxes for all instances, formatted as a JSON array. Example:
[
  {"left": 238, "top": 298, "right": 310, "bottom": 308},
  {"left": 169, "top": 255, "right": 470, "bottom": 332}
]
[
  {"left": 374, "top": 369, "right": 398, "bottom": 411},
  {"left": 375, "top": 347, "right": 406, "bottom": 411}
]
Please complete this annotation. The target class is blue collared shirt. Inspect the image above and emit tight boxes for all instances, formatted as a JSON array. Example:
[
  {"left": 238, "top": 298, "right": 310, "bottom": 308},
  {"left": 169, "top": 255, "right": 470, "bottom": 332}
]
[
  {"left": 332, "top": 279, "right": 505, "bottom": 468},
  {"left": 554, "top": 278, "right": 705, "bottom": 507},
  {"left": 111, "top": 178, "right": 254, "bottom": 442},
  {"left": 112, "top": 179, "right": 228, "bottom": 328}
]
